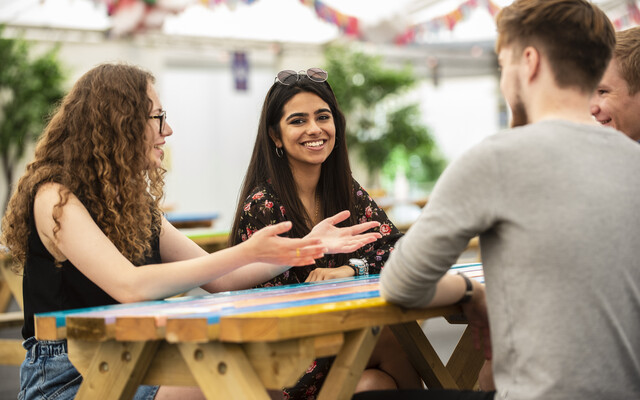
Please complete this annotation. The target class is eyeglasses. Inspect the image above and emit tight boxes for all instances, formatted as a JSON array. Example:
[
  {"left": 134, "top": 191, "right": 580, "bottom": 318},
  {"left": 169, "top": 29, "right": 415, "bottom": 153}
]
[
  {"left": 149, "top": 110, "right": 166, "bottom": 134},
  {"left": 275, "top": 68, "right": 328, "bottom": 85}
]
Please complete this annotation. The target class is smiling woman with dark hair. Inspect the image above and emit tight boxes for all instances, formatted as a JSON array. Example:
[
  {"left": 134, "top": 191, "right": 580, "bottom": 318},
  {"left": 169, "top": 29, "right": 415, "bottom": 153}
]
[{"left": 230, "top": 68, "right": 422, "bottom": 399}]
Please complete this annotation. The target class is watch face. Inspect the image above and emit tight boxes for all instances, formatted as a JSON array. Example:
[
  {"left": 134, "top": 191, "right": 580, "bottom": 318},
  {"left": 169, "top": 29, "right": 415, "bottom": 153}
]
[
  {"left": 349, "top": 258, "right": 366, "bottom": 267},
  {"left": 349, "top": 258, "right": 368, "bottom": 276}
]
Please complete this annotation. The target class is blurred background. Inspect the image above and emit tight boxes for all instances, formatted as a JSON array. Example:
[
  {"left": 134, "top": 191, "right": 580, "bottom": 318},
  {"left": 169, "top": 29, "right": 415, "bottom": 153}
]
[{"left": 1, "top": 0, "right": 638, "bottom": 230}]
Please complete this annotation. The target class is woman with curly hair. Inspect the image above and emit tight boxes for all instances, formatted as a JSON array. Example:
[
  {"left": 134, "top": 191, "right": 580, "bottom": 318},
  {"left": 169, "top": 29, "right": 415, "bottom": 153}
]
[
  {"left": 1, "top": 63, "right": 381, "bottom": 400},
  {"left": 230, "top": 68, "right": 422, "bottom": 399}
]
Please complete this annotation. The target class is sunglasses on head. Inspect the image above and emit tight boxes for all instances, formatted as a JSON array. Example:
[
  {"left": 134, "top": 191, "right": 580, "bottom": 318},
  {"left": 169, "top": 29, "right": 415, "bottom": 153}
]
[{"left": 274, "top": 68, "right": 328, "bottom": 85}]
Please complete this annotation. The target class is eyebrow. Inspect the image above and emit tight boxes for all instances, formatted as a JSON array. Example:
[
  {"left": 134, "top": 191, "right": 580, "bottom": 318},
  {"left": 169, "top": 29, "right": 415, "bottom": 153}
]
[{"left": 285, "top": 108, "right": 332, "bottom": 122}]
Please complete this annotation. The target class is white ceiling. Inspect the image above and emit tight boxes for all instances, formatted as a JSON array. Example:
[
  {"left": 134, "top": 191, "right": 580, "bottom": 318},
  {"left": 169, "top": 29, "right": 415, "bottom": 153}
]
[{"left": 1, "top": 0, "right": 635, "bottom": 44}]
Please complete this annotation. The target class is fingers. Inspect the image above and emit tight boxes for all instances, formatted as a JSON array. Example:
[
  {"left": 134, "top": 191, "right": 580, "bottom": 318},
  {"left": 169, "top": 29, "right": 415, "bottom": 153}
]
[
  {"left": 349, "top": 221, "right": 381, "bottom": 235},
  {"left": 325, "top": 210, "right": 351, "bottom": 226},
  {"left": 336, "top": 239, "right": 374, "bottom": 254},
  {"left": 288, "top": 244, "right": 327, "bottom": 266},
  {"left": 260, "top": 221, "right": 293, "bottom": 236}
]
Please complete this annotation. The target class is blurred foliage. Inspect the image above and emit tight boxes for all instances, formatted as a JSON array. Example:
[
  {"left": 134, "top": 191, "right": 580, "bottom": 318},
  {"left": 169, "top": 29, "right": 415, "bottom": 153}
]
[
  {"left": 0, "top": 25, "right": 66, "bottom": 213},
  {"left": 324, "top": 44, "right": 445, "bottom": 188}
]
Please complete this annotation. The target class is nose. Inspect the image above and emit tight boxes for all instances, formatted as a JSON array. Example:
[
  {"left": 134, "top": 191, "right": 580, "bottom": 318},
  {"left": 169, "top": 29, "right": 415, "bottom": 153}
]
[
  {"left": 589, "top": 94, "right": 601, "bottom": 117},
  {"left": 307, "top": 120, "right": 322, "bottom": 134},
  {"left": 162, "top": 121, "right": 174, "bottom": 137}
]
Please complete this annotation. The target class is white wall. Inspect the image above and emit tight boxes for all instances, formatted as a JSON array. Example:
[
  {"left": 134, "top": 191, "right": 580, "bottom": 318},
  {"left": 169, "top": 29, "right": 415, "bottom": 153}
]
[
  {"left": 0, "top": 29, "right": 503, "bottom": 232},
  {"left": 161, "top": 64, "right": 274, "bottom": 229},
  {"left": 419, "top": 75, "right": 503, "bottom": 163}
]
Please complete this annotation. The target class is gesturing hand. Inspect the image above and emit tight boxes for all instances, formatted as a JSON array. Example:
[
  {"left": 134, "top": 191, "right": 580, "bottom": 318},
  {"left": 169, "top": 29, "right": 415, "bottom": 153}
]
[
  {"left": 245, "top": 221, "right": 328, "bottom": 266},
  {"left": 306, "top": 210, "right": 382, "bottom": 254}
]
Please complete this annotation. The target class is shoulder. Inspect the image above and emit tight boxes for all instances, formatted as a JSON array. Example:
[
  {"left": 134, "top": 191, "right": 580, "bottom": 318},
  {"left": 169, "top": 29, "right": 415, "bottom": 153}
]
[
  {"left": 350, "top": 178, "right": 369, "bottom": 198},
  {"left": 239, "top": 183, "right": 284, "bottom": 216},
  {"left": 34, "top": 183, "right": 89, "bottom": 224},
  {"left": 34, "top": 182, "right": 75, "bottom": 208},
  {"left": 243, "top": 182, "right": 278, "bottom": 203}
]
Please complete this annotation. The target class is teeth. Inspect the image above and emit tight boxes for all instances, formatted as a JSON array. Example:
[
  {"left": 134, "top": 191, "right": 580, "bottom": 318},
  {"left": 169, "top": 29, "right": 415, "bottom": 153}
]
[{"left": 304, "top": 140, "right": 324, "bottom": 148}]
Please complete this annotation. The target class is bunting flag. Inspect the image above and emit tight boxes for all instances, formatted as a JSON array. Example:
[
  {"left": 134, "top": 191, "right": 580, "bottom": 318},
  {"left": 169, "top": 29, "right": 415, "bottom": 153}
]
[
  {"left": 101, "top": 0, "right": 359, "bottom": 36},
  {"left": 298, "top": 0, "right": 360, "bottom": 36},
  {"left": 611, "top": 0, "right": 640, "bottom": 29},
  {"left": 395, "top": 0, "right": 501, "bottom": 45},
  {"left": 395, "top": 0, "right": 640, "bottom": 45}
]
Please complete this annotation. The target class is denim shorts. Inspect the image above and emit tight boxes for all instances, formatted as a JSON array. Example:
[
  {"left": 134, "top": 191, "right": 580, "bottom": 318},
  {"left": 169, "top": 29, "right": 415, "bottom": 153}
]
[{"left": 19, "top": 337, "right": 159, "bottom": 400}]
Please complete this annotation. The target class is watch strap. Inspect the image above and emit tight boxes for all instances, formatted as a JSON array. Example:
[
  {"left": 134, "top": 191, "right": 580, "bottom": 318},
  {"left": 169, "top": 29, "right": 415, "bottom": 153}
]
[{"left": 456, "top": 272, "right": 473, "bottom": 305}]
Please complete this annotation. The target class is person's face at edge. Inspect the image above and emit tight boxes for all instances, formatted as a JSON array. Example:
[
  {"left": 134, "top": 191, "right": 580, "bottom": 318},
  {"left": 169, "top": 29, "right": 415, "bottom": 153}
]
[
  {"left": 145, "top": 83, "right": 173, "bottom": 169},
  {"left": 271, "top": 91, "right": 336, "bottom": 173},
  {"left": 499, "top": 45, "right": 529, "bottom": 128},
  {"left": 590, "top": 58, "right": 640, "bottom": 141}
]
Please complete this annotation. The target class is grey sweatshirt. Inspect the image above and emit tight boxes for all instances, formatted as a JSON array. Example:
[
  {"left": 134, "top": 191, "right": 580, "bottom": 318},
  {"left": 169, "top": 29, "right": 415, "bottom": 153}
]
[{"left": 381, "top": 120, "right": 640, "bottom": 400}]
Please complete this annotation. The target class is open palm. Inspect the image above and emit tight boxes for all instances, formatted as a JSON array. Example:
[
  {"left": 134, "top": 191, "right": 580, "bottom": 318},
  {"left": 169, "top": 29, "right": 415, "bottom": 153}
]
[{"left": 307, "top": 210, "right": 382, "bottom": 254}]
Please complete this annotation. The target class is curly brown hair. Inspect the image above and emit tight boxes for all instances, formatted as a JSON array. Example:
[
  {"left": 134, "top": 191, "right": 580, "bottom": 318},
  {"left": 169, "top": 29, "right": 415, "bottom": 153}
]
[{"left": 1, "top": 63, "right": 165, "bottom": 271}]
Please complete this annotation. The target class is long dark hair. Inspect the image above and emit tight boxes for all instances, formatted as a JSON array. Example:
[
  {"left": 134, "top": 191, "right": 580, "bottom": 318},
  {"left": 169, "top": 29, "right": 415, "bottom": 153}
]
[{"left": 230, "top": 75, "right": 356, "bottom": 245}]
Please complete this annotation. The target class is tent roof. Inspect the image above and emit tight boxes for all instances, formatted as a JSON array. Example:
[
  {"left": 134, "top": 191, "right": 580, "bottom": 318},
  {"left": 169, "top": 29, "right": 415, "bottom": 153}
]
[{"left": 2, "top": 0, "right": 635, "bottom": 45}]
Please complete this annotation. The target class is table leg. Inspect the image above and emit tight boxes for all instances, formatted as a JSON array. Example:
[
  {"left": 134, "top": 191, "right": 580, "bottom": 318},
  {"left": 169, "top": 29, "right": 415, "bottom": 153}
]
[
  {"left": 0, "top": 256, "right": 22, "bottom": 311},
  {"left": 75, "top": 340, "right": 160, "bottom": 400},
  {"left": 446, "top": 326, "right": 485, "bottom": 389},
  {"left": 318, "top": 326, "right": 381, "bottom": 400},
  {"left": 389, "top": 321, "right": 459, "bottom": 389},
  {"left": 178, "top": 341, "right": 270, "bottom": 400}
]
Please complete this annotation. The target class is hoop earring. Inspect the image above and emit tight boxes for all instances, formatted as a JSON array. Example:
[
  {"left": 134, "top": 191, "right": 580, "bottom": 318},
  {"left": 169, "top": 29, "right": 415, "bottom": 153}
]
[{"left": 275, "top": 146, "right": 284, "bottom": 158}]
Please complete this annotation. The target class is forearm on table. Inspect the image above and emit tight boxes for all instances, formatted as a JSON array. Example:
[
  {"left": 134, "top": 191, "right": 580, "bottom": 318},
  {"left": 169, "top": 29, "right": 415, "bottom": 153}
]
[{"left": 201, "top": 262, "right": 290, "bottom": 292}]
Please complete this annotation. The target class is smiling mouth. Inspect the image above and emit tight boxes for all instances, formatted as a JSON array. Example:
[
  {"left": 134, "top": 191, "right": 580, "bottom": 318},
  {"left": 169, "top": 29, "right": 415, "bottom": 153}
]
[
  {"left": 303, "top": 140, "right": 325, "bottom": 148},
  {"left": 597, "top": 118, "right": 612, "bottom": 125}
]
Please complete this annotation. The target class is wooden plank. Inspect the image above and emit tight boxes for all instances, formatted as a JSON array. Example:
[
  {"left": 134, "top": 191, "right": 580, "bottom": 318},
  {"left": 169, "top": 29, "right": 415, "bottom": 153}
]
[
  {"left": 162, "top": 280, "right": 381, "bottom": 342},
  {"left": 0, "top": 339, "right": 25, "bottom": 365},
  {"left": 74, "top": 340, "right": 160, "bottom": 400},
  {"left": 0, "top": 310, "right": 23, "bottom": 328},
  {"left": 317, "top": 327, "right": 381, "bottom": 400},
  {"left": 178, "top": 341, "right": 270, "bottom": 400},
  {"left": 34, "top": 315, "right": 63, "bottom": 340},
  {"left": 219, "top": 297, "right": 461, "bottom": 343},
  {"left": 313, "top": 332, "right": 344, "bottom": 358},
  {"left": 0, "top": 280, "right": 12, "bottom": 313},
  {"left": 57, "top": 277, "right": 379, "bottom": 342},
  {"left": 67, "top": 317, "right": 113, "bottom": 341},
  {"left": 389, "top": 321, "right": 458, "bottom": 389},
  {"left": 68, "top": 334, "right": 344, "bottom": 390},
  {"left": 69, "top": 340, "right": 197, "bottom": 387},
  {"left": 165, "top": 317, "right": 211, "bottom": 343},
  {"left": 446, "top": 326, "right": 485, "bottom": 389},
  {"left": 116, "top": 316, "right": 164, "bottom": 341},
  {"left": 243, "top": 337, "right": 316, "bottom": 389},
  {"left": 0, "top": 258, "right": 23, "bottom": 310}
]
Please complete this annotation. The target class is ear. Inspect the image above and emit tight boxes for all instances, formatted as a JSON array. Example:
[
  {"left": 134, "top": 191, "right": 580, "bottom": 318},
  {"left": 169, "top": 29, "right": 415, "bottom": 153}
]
[
  {"left": 268, "top": 127, "right": 283, "bottom": 148},
  {"left": 522, "top": 46, "right": 541, "bottom": 83}
]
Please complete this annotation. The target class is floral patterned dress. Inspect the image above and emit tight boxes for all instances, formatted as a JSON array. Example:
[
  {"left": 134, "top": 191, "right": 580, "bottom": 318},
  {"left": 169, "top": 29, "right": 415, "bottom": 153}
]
[{"left": 233, "top": 178, "right": 402, "bottom": 399}]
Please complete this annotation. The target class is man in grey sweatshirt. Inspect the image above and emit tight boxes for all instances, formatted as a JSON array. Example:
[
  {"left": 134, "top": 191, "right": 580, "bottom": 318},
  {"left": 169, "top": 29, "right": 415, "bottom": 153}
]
[{"left": 379, "top": 1, "right": 640, "bottom": 399}]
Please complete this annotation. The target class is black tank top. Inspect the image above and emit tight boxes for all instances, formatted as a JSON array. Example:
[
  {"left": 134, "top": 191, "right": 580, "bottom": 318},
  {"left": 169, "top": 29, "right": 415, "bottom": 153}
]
[{"left": 22, "top": 212, "right": 161, "bottom": 339}]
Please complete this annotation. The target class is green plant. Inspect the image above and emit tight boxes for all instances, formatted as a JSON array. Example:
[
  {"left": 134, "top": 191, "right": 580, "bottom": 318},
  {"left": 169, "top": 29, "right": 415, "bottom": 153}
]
[
  {"left": 0, "top": 25, "right": 65, "bottom": 213},
  {"left": 324, "top": 44, "right": 445, "bottom": 191}
]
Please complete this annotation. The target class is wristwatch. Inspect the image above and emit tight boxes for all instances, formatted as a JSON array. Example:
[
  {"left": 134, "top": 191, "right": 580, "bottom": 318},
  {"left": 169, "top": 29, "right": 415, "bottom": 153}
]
[
  {"left": 348, "top": 258, "right": 368, "bottom": 276},
  {"left": 456, "top": 272, "right": 473, "bottom": 304}
]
